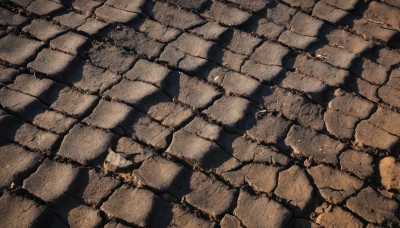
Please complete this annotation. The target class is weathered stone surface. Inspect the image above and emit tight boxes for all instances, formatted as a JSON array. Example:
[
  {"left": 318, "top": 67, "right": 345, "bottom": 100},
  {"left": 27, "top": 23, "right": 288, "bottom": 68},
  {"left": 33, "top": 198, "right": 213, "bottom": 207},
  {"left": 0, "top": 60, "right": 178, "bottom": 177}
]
[
  {"left": 167, "top": 130, "right": 240, "bottom": 174},
  {"left": 53, "top": 11, "right": 87, "bottom": 28},
  {"left": 50, "top": 87, "right": 97, "bottom": 117},
  {"left": 33, "top": 110, "right": 76, "bottom": 134},
  {"left": 0, "top": 7, "right": 28, "bottom": 26},
  {"left": 0, "top": 34, "right": 43, "bottom": 66},
  {"left": 105, "top": 0, "right": 145, "bottom": 13},
  {"left": 316, "top": 206, "right": 363, "bottom": 228},
  {"left": 22, "top": 19, "right": 64, "bottom": 41},
  {"left": 312, "top": 1, "right": 349, "bottom": 24},
  {"left": 379, "top": 157, "right": 400, "bottom": 192},
  {"left": 339, "top": 150, "right": 374, "bottom": 179},
  {"left": 109, "top": 26, "right": 164, "bottom": 59},
  {"left": 321, "top": 27, "right": 372, "bottom": 55},
  {"left": 234, "top": 190, "right": 291, "bottom": 227},
  {"left": 221, "top": 29, "right": 262, "bottom": 56},
  {"left": 328, "top": 89, "right": 375, "bottom": 119},
  {"left": 150, "top": 2, "right": 205, "bottom": 30},
  {"left": 263, "top": 88, "right": 325, "bottom": 131},
  {"left": 0, "top": 87, "right": 48, "bottom": 121},
  {"left": 346, "top": 187, "right": 400, "bottom": 225},
  {"left": 73, "top": 0, "right": 102, "bottom": 15},
  {"left": 69, "top": 168, "right": 120, "bottom": 206},
  {"left": 285, "top": 125, "right": 344, "bottom": 164},
  {"left": 290, "top": 12, "right": 324, "bottom": 37},
  {"left": 165, "top": 0, "right": 208, "bottom": 11},
  {"left": 282, "top": 0, "right": 316, "bottom": 12},
  {"left": 185, "top": 172, "right": 236, "bottom": 218},
  {"left": 50, "top": 32, "right": 89, "bottom": 56},
  {"left": 281, "top": 72, "right": 328, "bottom": 99},
  {"left": 171, "top": 205, "right": 216, "bottom": 228},
  {"left": 203, "top": 96, "right": 258, "bottom": 132},
  {"left": 279, "top": 30, "right": 319, "bottom": 50},
  {"left": 205, "top": 1, "right": 251, "bottom": 26},
  {"left": 115, "top": 137, "right": 154, "bottom": 164},
  {"left": 266, "top": 3, "right": 297, "bottom": 27},
  {"left": 104, "top": 149, "right": 133, "bottom": 172},
  {"left": 28, "top": 48, "right": 83, "bottom": 82},
  {"left": 23, "top": 159, "right": 79, "bottom": 202},
  {"left": 133, "top": 19, "right": 181, "bottom": 43},
  {"left": 89, "top": 43, "right": 136, "bottom": 74},
  {"left": 315, "top": 45, "right": 356, "bottom": 69},
  {"left": 241, "top": 60, "right": 284, "bottom": 83},
  {"left": 309, "top": 165, "right": 363, "bottom": 204},
  {"left": 27, "top": 0, "right": 64, "bottom": 16},
  {"left": 101, "top": 185, "right": 166, "bottom": 227},
  {"left": 223, "top": 164, "right": 281, "bottom": 193},
  {"left": 324, "top": 109, "right": 358, "bottom": 139},
  {"left": 275, "top": 166, "right": 314, "bottom": 215},
  {"left": 58, "top": 124, "right": 114, "bottom": 165},
  {"left": 368, "top": 107, "right": 400, "bottom": 136},
  {"left": 70, "top": 64, "right": 121, "bottom": 94},
  {"left": 0, "top": 192, "right": 51, "bottom": 227},
  {"left": 254, "top": 18, "right": 285, "bottom": 40},
  {"left": 250, "top": 42, "right": 290, "bottom": 67},
  {"left": 221, "top": 214, "right": 241, "bottom": 228},
  {"left": 355, "top": 120, "right": 400, "bottom": 152},
  {"left": 95, "top": 5, "right": 138, "bottom": 24},
  {"left": 293, "top": 53, "right": 349, "bottom": 87},
  {"left": 84, "top": 99, "right": 132, "bottom": 132},
  {"left": 0, "top": 114, "right": 59, "bottom": 152},
  {"left": 77, "top": 18, "right": 108, "bottom": 36},
  {"left": 171, "top": 33, "right": 214, "bottom": 59},
  {"left": 353, "top": 19, "right": 399, "bottom": 47},
  {"left": 0, "top": 141, "right": 40, "bottom": 188},
  {"left": 379, "top": 85, "right": 400, "bottom": 108},
  {"left": 191, "top": 22, "right": 228, "bottom": 41},
  {"left": 246, "top": 114, "right": 291, "bottom": 144},
  {"left": 365, "top": 1, "right": 400, "bottom": 30},
  {"left": 133, "top": 156, "right": 186, "bottom": 194}
]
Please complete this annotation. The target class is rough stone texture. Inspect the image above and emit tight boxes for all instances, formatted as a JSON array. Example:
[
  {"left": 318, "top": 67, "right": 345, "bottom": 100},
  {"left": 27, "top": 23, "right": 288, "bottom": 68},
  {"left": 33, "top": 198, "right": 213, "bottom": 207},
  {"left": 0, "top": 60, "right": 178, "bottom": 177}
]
[
  {"left": 0, "top": 141, "right": 40, "bottom": 188},
  {"left": 150, "top": 2, "right": 205, "bottom": 30},
  {"left": 246, "top": 114, "right": 291, "bottom": 144},
  {"left": 109, "top": 26, "right": 164, "bottom": 59},
  {"left": 339, "top": 150, "right": 374, "bottom": 179},
  {"left": 308, "top": 165, "right": 363, "bottom": 204},
  {"left": 89, "top": 43, "right": 136, "bottom": 74},
  {"left": 346, "top": 187, "right": 400, "bottom": 225},
  {"left": 50, "top": 32, "right": 89, "bottom": 56},
  {"left": 203, "top": 96, "right": 258, "bottom": 133},
  {"left": 22, "top": 19, "right": 64, "bottom": 41},
  {"left": 324, "top": 109, "right": 358, "bottom": 139},
  {"left": 234, "top": 190, "right": 291, "bottom": 227},
  {"left": 0, "top": 192, "right": 51, "bottom": 227},
  {"left": 285, "top": 125, "right": 345, "bottom": 164},
  {"left": 95, "top": 5, "right": 138, "bottom": 24},
  {"left": 27, "top": 0, "right": 64, "bottom": 16},
  {"left": 205, "top": 1, "right": 251, "bottom": 26},
  {"left": 0, "top": 33, "right": 43, "bottom": 66},
  {"left": 101, "top": 185, "right": 167, "bottom": 227},
  {"left": 379, "top": 157, "right": 400, "bottom": 192},
  {"left": 355, "top": 120, "right": 400, "bottom": 152},
  {"left": 167, "top": 130, "right": 240, "bottom": 174},
  {"left": 23, "top": 159, "right": 79, "bottom": 202},
  {"left": 250, "top": 42, "right": 290, "bottom": 67},
  {"left": 316, "top": 206, "right": 363, "bottom": 228},
  {"left": 2, "top": 2, "right": 400, "bottom": 227},
  {"left": 50, "top": 87, "right": 97, "bottom": 117},
  {"left": 58, "top": 124, "right": 114, "bottom": 165},
  {"left": 275, "top": 166, "right": 314, "bottom": 216},
  {"left": 223, "top": 164, "right": 281, "bottom": 193}
]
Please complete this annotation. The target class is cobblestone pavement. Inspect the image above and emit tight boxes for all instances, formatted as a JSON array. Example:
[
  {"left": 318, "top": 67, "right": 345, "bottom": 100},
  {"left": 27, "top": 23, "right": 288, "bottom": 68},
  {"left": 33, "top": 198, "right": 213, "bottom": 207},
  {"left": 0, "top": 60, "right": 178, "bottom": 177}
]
[{"left": 0, "top": 0, "right": 400, "bottom": 227}]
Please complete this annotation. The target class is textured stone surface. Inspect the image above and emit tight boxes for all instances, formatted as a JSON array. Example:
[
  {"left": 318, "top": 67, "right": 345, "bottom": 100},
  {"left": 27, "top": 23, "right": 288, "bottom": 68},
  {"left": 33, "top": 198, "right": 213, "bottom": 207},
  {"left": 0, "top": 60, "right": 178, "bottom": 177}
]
[{"left": 1, "top": 2, "right": 400, "bottom": 227}]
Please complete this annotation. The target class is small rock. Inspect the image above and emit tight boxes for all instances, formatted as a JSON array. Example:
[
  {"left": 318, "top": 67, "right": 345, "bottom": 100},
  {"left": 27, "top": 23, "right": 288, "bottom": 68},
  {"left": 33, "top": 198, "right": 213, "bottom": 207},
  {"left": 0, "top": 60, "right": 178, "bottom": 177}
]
[
  {"left": 379, "top": 156, "right": 400, "bottom": 191},
  {"left": 104, "top": 149, "right": 133, "bottom": 172}
]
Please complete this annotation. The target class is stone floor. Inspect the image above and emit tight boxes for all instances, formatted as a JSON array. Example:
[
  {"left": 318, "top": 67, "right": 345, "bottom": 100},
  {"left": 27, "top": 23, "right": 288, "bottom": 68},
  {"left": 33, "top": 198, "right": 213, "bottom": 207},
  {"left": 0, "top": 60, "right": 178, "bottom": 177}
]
[{"left": 0, "top": 0, "right": 400, "bottom": 227}]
